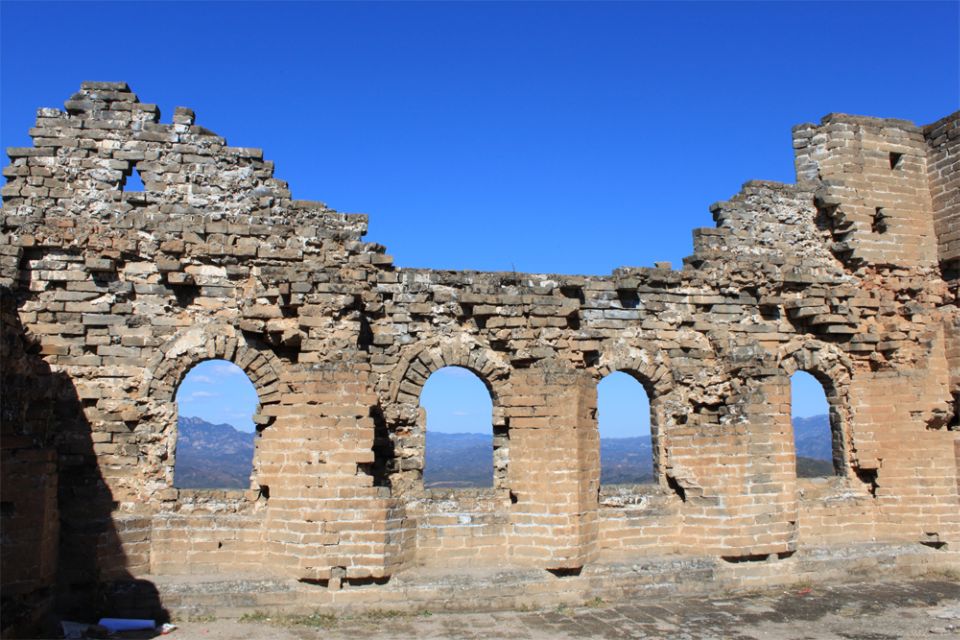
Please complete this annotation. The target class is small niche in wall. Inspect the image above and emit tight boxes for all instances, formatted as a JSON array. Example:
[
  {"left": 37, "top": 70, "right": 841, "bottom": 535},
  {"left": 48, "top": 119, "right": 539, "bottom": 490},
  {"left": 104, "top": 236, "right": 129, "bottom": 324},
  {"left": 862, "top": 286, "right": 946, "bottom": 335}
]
[
  {"left": 889, "top": 152, "right": 904, "bottom": 170},
  {"left": 871, "top": 208, "right": 889, "bottom": 234},
  {"left": 951, "top": 392, "right": 959, "bottom": 431}
]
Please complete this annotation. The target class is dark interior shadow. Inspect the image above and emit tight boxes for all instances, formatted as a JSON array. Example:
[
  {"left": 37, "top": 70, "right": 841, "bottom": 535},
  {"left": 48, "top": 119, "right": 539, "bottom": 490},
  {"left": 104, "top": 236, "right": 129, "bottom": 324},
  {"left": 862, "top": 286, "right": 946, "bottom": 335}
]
[{"left": 1, "top": 289, "right": 169, "bottom": 638}]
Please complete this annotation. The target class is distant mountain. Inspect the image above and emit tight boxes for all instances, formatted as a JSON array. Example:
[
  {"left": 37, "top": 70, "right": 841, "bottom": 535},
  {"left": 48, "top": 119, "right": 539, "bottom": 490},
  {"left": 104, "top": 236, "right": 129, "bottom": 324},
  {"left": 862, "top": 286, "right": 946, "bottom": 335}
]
[
  {"left": 796, "top": 456, "right": 834, "bottom": 477},
  {"left": 600, "top": 437, "right": 655, "bottom": 484},
  {"left": 424, "top": 433, "right": 657, "bottom": 488},
  {"left": 424, "top": 432, "right": 494, "bottom": 488},
  {"left": 793, "top": 414, "right": 833, "bottom": 460},
  {"left": 174, "top": 416, "right": 255, "bottom": 489},
  {"left": 793, "top": 414, "right": 836, "bottom": 477}
]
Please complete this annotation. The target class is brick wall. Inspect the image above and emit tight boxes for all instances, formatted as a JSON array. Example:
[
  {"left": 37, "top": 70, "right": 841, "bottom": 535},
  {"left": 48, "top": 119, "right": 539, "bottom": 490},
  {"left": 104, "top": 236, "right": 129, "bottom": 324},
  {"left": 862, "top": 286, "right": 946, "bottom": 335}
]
[{"left": 1, "top": 83, "right": 957, "bottom": 620}]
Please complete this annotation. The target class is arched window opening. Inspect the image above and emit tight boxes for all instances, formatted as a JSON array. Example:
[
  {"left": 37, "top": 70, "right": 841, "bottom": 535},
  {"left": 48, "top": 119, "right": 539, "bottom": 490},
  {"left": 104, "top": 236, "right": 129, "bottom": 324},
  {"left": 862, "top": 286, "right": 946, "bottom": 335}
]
[
  {"left": 597, "top": 371, "right": 655, "bottom": 485},
  {"left": 420, "top": 366, "right": 494, "bottom": 489},
  {"left": 174, "top": 359, "right": 259, "bottom": 489},
  {"left": 790, "top": 370, "right": 838, "bottom": 477}
]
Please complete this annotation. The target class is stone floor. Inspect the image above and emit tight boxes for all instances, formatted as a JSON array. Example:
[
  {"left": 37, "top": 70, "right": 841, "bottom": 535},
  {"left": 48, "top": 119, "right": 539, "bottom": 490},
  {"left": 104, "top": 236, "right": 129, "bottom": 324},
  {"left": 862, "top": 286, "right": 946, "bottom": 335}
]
[{"left": 140, "top": 576, "right": 960, "bottom": 640}]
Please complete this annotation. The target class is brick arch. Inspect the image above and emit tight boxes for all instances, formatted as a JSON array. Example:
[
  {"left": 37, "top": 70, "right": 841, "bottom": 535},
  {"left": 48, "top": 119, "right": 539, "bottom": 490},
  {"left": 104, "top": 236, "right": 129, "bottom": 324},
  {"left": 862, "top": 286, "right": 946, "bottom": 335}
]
[
  {"left": 146, "top": 324, "right": 286, "bottom": 412},
  {"left": 382, "top": 337, "right": 512, "bottom": 495},
  {"left": 777, "top": 338, "right": 855, "bottom": 477},
  {"left": 777, "top": 338, "right": 853, "bottom": 387},
  {"left": 594, "top": 341, "right": 680, "bottom": 490},
  {"left": 141, "top": 324, "right": 287, "bottom": 492},
  {"left": 388, "top": 337, "right": 511, "bottom": 411},
  {"left": 595, "top": 342, "right": 675, "bottom": 397}
]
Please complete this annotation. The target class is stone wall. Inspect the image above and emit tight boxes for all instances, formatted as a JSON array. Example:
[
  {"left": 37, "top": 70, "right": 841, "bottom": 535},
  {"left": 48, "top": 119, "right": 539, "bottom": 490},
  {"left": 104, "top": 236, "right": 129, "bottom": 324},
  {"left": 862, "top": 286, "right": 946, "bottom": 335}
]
[{"left": 1, "top": 83, "right": 958, "bottom": 626}]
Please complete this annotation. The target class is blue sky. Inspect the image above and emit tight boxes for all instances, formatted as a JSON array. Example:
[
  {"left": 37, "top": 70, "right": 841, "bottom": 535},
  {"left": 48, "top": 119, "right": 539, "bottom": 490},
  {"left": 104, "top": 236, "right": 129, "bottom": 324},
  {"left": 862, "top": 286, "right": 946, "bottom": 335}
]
[
  {"left": 2, "top": 1, "right": 955, "bottom": 428},
  {"left": 421, "top": 368, "right": 655, "bottom": 438},
  {"left": 176, "top": 361, "right": 260, "bottom": 431}
]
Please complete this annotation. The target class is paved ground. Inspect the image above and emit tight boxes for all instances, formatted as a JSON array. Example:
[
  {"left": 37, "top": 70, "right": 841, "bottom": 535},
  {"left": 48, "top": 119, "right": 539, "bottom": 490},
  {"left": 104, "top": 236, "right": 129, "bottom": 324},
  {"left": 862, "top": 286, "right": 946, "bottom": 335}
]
[{"left": 111, "top": 577, "right": 960, "bottom": 639}]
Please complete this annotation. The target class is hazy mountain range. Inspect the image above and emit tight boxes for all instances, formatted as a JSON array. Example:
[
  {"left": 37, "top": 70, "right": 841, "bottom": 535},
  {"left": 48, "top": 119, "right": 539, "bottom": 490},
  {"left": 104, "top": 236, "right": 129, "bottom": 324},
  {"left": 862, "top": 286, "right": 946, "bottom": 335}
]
[
  {"left": 174, "top": 414, "right": 835, "bottom": 489},
  {"left": 174, "top": 416, "right": 255, "bottom": 489}
]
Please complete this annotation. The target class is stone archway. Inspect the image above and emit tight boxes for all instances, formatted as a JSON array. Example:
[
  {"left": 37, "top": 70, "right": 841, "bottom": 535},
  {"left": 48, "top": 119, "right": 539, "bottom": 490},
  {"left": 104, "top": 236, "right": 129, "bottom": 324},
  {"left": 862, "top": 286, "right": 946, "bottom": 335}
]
[
  {"left": 594, "top": 341, "right": 679, "bottom": 490},
  {"left": 384, "top": 336, "right": 512, "bottom": 496},
  {"left": 143, "top": 324, "right": 287, "bottom": 494},
  {"left": 777, "top": 338, "right": 855, "bottom": 478}
]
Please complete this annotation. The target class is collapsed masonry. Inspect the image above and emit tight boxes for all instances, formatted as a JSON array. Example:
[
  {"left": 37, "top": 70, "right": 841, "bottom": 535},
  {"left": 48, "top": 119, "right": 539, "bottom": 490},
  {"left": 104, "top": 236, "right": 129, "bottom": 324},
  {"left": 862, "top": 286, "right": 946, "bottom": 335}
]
[{"left": 1, "top": 83, "right": 958, "bottom": 631}]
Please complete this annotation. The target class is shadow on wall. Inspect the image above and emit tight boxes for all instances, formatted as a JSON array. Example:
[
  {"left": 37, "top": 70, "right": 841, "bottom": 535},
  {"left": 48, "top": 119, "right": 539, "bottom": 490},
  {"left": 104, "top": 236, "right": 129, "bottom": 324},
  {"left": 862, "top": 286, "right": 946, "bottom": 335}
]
[{"left": 0, "top": 292, "right": 169, "bottom": 638}]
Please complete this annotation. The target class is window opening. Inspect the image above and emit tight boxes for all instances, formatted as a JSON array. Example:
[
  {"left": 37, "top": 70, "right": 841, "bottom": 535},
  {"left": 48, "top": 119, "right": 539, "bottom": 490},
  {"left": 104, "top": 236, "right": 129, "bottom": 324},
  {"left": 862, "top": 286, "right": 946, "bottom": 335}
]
[
  {"left": 121, "top": 166, "right": 145, "bottom": 192},
  {"left": 174, "top": 359, "right": 258, "bottom": 489},
  {"left": 889, "top": 152, "right": 903, "bottom": 169},
  {"left": 790, "top": 370, "right": 837, "bottom": 477},
  {"left": 420, "top": 366, "right": 494, "bottom": 489},
  {"left": 597, "top": 371, "right": 654, "bottom": 485}
]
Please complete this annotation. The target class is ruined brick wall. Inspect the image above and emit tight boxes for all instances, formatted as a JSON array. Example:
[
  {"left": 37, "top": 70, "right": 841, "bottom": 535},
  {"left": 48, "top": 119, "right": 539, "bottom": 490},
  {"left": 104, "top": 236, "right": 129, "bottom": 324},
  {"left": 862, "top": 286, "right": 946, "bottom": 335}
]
[{"left": 1, "top": 83, "right": 957, "bottom": 620}]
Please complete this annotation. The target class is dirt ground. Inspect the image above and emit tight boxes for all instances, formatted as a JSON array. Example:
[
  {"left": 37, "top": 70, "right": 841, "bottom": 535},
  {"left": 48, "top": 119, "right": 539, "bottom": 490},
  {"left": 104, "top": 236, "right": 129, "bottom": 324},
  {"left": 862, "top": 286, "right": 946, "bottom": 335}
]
[{"left": 89, "top": 576, "right": 957, "bottom": 640}]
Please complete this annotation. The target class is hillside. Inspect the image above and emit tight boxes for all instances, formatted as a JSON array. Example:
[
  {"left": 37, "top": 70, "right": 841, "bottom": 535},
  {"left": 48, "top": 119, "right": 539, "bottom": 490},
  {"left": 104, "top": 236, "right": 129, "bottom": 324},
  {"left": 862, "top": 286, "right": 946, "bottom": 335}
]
[{"left": 173, "top": 416, "right": 256, "bottom": 489}]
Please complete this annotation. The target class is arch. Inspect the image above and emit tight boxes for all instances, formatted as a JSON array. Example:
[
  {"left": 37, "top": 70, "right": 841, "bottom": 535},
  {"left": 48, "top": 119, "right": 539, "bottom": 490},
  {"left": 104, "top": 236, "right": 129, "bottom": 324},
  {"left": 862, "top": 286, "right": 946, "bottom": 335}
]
[
  {"left": 146, "top": 323, "right": 287, "bottom": 409},
  {"left": 595, "top": 341, "right": 675, "bottom": 397},
  {"left": 173, "top": 359, "right": 259, "bottom": 489},
  {"left": 143, "top": 324, "right": 288, "bottom": 492},
  {"left": 777, "top": 338, "right": 854, "bottom": 478},
  {"left": 383, "top": 337, "right": 511, "bottom": 495},
  {"left": 593, "top": 342, "right": 679, "bottom": 490},
  {"left": 421, "top": 366, "right": 496, "bottom": 489},
  {"left": 597, "top": 371, "right": 655, "bottom": 485},
  {"left": 389, "top": 337, "right": 511, "bottom": 407},
  {"left": 789, "top": 370, "right": 836, "bottom": 477}
]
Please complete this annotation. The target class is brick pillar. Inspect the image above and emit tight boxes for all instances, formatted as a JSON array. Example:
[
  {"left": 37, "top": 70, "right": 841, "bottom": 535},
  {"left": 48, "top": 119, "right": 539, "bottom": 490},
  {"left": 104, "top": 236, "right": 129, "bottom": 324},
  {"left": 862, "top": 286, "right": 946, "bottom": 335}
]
[
  {"left": 504, "top": 365, "right": 596, "bottom": 569},
  {"left": 664, "top": 371, "right": 798, "bottom": 558},
  {"left": 259, "top": 364, "right": 394, "bottom": 582},
  {"left": 849, "top": 360, "right": 960, "bottom": 546}
]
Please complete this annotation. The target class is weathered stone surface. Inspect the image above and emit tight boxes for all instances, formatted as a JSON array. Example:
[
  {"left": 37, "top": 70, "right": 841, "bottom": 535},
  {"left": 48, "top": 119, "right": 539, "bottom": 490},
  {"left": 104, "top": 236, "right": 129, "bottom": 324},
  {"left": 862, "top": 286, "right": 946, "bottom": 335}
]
[{"left": 1, "top": 83, "right": 958, "bottom": 630}]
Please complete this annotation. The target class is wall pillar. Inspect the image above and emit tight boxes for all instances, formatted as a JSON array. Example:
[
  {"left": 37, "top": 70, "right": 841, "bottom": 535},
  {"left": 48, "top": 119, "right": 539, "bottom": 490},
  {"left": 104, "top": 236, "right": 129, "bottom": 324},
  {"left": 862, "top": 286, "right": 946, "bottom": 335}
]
[{"left": 505, "top": 364, "right": 597, "bottom": 569}]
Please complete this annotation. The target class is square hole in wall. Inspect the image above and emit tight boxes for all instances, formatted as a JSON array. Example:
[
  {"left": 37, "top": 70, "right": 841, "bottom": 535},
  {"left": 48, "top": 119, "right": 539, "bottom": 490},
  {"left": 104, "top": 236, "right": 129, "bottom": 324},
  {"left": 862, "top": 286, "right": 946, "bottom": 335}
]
[
  {"left": 872, "top": 207, "right": 888, "bottom": 234},
  {"left": 951, "top": 392, "right": 959, "bottom": 431},
  {"left": 889, "top": 152, "right": 904, "bottom": 170},
  {"left": 121, "top": 167, "right": 145, "bottom": 192}
]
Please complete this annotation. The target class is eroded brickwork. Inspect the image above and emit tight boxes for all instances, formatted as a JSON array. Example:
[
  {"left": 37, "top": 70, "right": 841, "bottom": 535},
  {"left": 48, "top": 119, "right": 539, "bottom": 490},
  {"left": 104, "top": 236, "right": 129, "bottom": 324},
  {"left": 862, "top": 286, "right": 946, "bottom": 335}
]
[{"left": 1, "top": 83, "right": 958, "bottom": 627}]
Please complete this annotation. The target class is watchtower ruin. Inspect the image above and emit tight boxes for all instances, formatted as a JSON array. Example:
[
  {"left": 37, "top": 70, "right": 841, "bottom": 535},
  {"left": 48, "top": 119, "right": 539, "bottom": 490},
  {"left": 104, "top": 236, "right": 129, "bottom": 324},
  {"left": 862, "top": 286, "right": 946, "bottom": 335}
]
[{"left": 2, "top": 83, "right": 958, "bottom": 631}]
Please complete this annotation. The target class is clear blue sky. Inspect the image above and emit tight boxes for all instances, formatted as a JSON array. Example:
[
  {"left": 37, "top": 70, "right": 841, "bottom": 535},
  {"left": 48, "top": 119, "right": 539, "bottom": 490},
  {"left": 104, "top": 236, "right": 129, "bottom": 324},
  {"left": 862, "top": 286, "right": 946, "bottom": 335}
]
[
  {"left": 2, "top": 1, "right": 957, "bottom": 274},
  {"left": 176, "top": 361, "right": 260, "bottom": 432},
  {"left": 3, "top": 1, "right": 955, "bottom": 428},
  {"left": 421, "top": 367, "right": 494, "bottom": 435}
]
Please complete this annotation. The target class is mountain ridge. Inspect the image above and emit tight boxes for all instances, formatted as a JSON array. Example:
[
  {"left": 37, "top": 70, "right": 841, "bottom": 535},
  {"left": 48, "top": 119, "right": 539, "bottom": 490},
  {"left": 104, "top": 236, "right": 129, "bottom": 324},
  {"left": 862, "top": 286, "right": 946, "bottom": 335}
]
[{"left": 174, "top": 416, "right": 255, "bottom": 489}]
